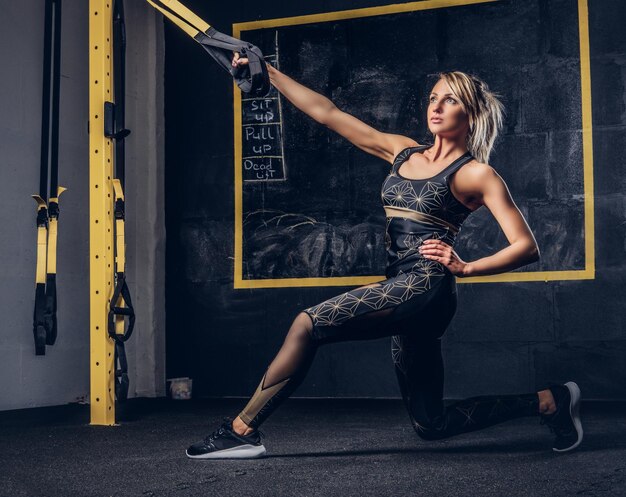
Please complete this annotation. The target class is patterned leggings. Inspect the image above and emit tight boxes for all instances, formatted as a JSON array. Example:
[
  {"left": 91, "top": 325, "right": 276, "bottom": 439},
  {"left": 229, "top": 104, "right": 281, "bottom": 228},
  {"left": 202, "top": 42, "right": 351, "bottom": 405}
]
[{"left": 238, "top": 269, "right": 540, "bottom": 438}]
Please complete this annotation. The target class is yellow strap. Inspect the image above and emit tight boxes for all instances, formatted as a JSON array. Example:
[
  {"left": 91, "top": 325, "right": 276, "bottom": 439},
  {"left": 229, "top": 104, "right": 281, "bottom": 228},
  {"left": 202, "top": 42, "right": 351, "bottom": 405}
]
[
  {"left": 32, "top": 194, "right": 47, "bottom": 209},
  {"left": 32, "top": 195, "right": 48, "bottom": 285},
  {"left": 35, "top": 225, "right": 48, "bottom": 284},
  {"left": 112, "top": 179, "right": 126, "bottom": 273},
  {"left": 53, "top": 186, "right": 68, "bottom": 198},
  {"left": 115, "top": 218, "right": 125, "bottom": 272},
  {"left": 157, "top": 0, "right": 210, "bottom": 31},
  {"left": 46, "top": 186, "right": 66, "bottom": 275},
  {"left": 47, "top": 217, "right": 59, "bottom": 275},
  {"left": 111, "top": 179, "right": 127, "bottom": 336},
  {"left": 145, "top": 0, "right": 210, "bottom": 39}
]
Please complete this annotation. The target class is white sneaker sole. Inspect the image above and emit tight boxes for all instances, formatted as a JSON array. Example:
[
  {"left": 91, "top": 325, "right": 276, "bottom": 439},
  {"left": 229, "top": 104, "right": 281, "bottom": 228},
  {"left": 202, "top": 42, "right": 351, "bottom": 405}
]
[
  {"left": 553, "top": 381, "right": 583, "bottom": 453},
  {"left": 186, "top": 443, "right": 267, "bottom": 459}
]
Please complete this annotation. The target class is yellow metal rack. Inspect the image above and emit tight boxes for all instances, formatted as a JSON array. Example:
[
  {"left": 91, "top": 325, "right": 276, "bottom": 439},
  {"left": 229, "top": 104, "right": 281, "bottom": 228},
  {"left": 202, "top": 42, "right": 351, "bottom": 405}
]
[{"left": 89, "top": 0, "right": 117, "bottom": 425}]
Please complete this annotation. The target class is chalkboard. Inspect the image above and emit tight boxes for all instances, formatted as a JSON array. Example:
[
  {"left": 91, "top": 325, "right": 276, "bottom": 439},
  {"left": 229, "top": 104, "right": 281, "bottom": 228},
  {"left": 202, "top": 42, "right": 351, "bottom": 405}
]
[
  {"left": 242, "top": 50, "right": 285, "bottom": 182},
  {"left": 234, "top": 0, "right": 589, "bottom": 284}
]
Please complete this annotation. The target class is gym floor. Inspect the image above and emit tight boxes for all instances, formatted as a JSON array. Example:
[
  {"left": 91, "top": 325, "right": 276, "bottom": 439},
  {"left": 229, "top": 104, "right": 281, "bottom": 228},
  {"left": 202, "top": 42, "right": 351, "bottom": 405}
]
[{"left": 1, "top": 397, "right": 624, "bottom": 497}]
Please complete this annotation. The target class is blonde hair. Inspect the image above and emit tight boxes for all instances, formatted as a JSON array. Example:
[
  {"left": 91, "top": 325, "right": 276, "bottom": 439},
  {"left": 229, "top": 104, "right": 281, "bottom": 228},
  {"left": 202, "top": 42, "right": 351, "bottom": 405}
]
[{"left": 430, "top": 71, "right": 505, "bottom": 164}]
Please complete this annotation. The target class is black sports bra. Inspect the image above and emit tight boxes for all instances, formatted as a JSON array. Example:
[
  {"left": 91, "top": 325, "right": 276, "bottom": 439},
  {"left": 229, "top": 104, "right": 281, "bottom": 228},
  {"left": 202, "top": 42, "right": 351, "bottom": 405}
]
[{"left": 381, "top": 145, "right": 475, "bottom": 229}]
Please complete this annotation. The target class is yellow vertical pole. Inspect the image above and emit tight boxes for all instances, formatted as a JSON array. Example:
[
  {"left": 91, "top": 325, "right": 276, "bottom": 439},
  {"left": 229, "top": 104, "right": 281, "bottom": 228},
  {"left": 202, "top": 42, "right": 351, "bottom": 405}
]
[{"left": 89, "top": 0, "right": 116, "bottom": 425}]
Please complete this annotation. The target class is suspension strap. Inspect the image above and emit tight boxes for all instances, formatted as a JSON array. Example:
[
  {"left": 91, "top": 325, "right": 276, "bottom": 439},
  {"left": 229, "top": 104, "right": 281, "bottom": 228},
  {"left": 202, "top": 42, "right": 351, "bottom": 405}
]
[
  {"left": 32, "top": 196, "right": 48, "bottom": 356},
  {"left": 32, "top": 0, "right": 65, "bottom": 356},
  {"left": 107, "top": 179, "right": 135, "bottom": 403},
  {"left": 145, "top": 0, "right": 270, "bottom": 97},
  {"left": 105, "top": 0, "right": 135, "bottom": 403}
]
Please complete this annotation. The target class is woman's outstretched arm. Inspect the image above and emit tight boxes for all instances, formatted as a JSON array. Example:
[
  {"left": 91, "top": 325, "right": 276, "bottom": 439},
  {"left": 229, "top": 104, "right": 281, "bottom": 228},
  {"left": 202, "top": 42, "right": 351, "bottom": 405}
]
[
  {"left": 266, "top": 64, "right": 417, "bottom": 163},
  {"left": 233, "top": 54, "right": 417, "bottom": 164}
]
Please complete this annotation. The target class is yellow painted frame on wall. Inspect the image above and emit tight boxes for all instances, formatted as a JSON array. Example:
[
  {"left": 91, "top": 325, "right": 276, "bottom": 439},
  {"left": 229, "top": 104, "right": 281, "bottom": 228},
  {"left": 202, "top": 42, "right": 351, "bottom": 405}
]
[{"left": 232, "top": 0, "right": 594, "bottom": 289}]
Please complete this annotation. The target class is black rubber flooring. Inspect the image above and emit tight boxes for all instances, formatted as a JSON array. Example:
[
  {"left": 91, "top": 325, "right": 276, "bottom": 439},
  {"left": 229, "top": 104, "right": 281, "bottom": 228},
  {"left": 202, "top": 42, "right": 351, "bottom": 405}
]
[{"left": 1, "top": 397, "right": 624, "bottom": 497}]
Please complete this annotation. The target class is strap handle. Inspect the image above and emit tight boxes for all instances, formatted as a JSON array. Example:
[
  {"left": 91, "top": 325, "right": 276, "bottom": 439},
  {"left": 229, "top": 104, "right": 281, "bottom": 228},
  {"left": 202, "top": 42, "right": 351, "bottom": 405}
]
[{"left": 146, "top": 0, "right": 271, "bottom": 96}]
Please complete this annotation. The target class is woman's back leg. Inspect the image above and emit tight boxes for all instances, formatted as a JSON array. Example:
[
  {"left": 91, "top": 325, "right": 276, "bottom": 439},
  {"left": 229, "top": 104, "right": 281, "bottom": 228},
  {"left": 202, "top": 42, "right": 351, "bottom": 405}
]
[{"left": 392, "top": 293, "right": 542, "bottom": 441}]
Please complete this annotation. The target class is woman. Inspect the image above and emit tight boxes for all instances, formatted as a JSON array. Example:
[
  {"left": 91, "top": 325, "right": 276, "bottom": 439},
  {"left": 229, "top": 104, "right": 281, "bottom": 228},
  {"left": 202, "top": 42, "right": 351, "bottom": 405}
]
[{"left": 185, "top": 56, "right": 584, "bottom": 459}]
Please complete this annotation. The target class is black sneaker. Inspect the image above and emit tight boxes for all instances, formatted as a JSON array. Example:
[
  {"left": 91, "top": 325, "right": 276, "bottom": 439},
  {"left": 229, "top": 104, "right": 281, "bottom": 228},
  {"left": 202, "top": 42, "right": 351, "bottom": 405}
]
[
  {"left": 186, "top": 417, "right": 267, "bottom": 459},
  {"left": 539, "top": 381, "right": 583, "bottom": 453}
]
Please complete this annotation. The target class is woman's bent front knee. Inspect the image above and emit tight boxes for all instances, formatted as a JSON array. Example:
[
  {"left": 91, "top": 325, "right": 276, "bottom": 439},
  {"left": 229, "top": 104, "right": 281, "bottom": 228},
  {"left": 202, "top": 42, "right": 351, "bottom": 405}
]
[
  {"left": 289, "top": 311, "right": 315, "bottom": 342},
  {"left": 297, "top": 311, "right": 314, "bottom": 330}
]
